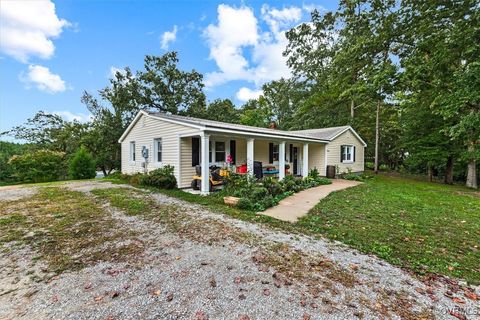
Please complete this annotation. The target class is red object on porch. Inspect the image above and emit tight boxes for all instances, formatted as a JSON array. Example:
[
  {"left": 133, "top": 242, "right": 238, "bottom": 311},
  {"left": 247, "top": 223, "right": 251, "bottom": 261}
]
[{"left": 237, "top": 164, "right": 247, "bottom": 173}]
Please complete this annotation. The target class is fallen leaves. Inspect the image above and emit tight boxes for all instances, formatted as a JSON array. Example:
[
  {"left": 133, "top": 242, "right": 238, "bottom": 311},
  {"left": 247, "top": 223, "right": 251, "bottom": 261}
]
[
  {"left": 452, "top": 297, "right": 466, "bottom": 304},
  {"left": 194, "top": 310, "right": 208, "bottom": 320},
  {"left": 449, "top": 310, "right": 466, "bottom": 320},
  {"left": 209, "top": 277, "right": 217, "bottom": 288},
  {"left": 464, "top": 290, "right": 478, "bottom": 301}
]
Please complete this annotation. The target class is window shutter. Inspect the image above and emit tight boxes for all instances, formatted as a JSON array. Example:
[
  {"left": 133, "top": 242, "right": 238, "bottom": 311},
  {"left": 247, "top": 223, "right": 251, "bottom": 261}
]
[
  {"left": 269, "top": 143, "right": 274, "bottom": 164},
  {"left": 289, "top": 144, "right": 293, "bottom": 162},
  {"left": 340, "top": 145, "right": 345, "bottom": 162},
  {"left": 353, "top": 146, "right": 356, "bottom": 162},
  {"left": 192, "top": 137, "right": 200, "bottom": 166},
  {"left": 230, "top": 140, "right": 236, "bottom": 164}
]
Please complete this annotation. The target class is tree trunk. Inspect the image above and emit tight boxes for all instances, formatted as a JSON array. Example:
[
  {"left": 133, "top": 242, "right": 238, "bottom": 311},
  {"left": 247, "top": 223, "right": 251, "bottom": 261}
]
[
  {"left": 444, "top": 156, "right": 454, "bottom": 185},
  {"left": 101, "top": 167, "right": 107, "bottom": 177},
  {"left": 374, "top": 100, "right": 380, "bottom": 174},
  {"left": 427, "top": 164, "right": 433, "bottom": 182},
  {"left": 466, "top": 143, "right": 477, "bottom": 188},
  {"left": 350, "top": 100, "right": 355, "bottom": 119}
]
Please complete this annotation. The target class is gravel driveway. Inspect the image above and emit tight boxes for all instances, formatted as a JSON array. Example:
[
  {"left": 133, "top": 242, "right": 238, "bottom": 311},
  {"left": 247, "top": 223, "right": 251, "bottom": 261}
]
[{"left": 0, "top": 181, "right": 478, "bottom": 320}]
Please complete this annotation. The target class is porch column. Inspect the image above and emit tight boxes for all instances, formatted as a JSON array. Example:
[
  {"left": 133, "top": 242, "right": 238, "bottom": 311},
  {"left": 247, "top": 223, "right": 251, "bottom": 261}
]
[
  {"left": 247, "top": 138, "right": 255, "bottom": 176},
  {"left": 302, "top": 143, "right": 309, "bottom": 177},
  {"left": 200, "top": 133, "right": 210, "bottom": 195},
  {"left": 279, "top": 141, "right": 286, "bottom": 180}
]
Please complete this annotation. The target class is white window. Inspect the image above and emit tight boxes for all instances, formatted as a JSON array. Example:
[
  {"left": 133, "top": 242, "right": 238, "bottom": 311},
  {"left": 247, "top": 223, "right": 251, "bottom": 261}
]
[
  {"left": 154, "top": 138, "right": 162, "bottom": 163},
  {"left": 342, "top": 145, "right": 354, "bottom": 163},
  {"left": 130, "top": 141, "right": 136, "bottom": 162},
  {"left": 272, "top": 144, "right": 279, "bottom": 162},
  {"left": 215, "top": 141, "right": 225, "bottom": 162}
]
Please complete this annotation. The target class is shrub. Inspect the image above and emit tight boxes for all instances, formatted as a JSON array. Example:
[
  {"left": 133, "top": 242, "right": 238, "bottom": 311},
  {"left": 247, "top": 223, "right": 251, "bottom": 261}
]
[
  {"left": 365, "top": 162, "right": 375, "bottom": 170},
  {"left": 223, "top": 170, "right": 331, "bottom": 212},
  {"left": 140, "top": 165, "right": 177, "bottom": 189},
  {"left": 308, "top": 167, "right": 320, "bottom": 180},
  {"left": 69, "top": 146, "right": 96, "bottom": 179},
  {"left": 237, "top": 197, "right": 253, "bottom": 210},
  {"left": 261, "top": 176, "right": 282, "bottom": 196},
  {"left": 223, "top": 173, "right": 257, "bottom": 197},
  {"left": 8, "top": 149, "right": 66, "bottom": 183}
]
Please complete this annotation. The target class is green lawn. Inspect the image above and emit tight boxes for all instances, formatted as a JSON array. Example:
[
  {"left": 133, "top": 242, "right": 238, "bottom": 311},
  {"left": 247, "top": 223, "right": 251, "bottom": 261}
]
[
  {"left": 104, "top": 174, "right": 480, "bottom": 284},
  {"left": 298, "top": 175, "right": 480, "bottom": 284}
]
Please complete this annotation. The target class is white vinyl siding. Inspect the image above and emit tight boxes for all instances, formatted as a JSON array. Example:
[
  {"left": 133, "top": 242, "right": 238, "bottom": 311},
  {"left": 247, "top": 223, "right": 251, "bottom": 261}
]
[
  {"left": 326, "top": 130, "right": 364, "bottom": 173},
  {"left": 120, "top": 114, "right": 199, "bottom": 183}
]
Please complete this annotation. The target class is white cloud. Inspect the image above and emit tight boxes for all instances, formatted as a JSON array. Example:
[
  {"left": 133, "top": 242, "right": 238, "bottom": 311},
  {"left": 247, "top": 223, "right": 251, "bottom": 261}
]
[
  {"left": 109, "top": 66, "right": 125, "bottom": 78},
  {"left": 203, "top": 4, "right": 302, "bottom": 88},
  {"left": 302, "top": 3, "right": 327, "bottom": 14},
  {"left": 261, "top": 5, "right": 302, "bottom": 34},
  {"left": 236, "top": 87, "right": 263, "bottom": 102},
  {"left": 0, "top": 0, "right": 70, "bottom": 62},
  {"left": 160, "top": 25, "right": 178, "bottom": 50},
  {"left": 53, "top": 111, "right": 93, "bottom": 122},
  {"left": 20, "top": 65, "right": 67, "bottom": 93}
]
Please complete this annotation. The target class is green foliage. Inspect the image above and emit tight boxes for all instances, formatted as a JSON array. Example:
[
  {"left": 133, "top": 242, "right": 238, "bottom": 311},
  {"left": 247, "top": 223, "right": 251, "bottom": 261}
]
[
  {"left": 69, "top": 146, "right": 96, "bottom": 179},
  {"left": 0, "top": 141, "right": 31, "bottom": 183},
  {"left": 299, "top": 174, "right": 480, "bottom": 284},
  {"left": 188, "top": 98, "right": 240, "bottom": 124},
  {"left": 222, "top": 171, "right": 331, "bottom": 211},
  {"left": 140, "top": 165, "right": 177, "bottom": 189},
  {"left": 8, "top": 149, "right": 66, "bottom": 183}
]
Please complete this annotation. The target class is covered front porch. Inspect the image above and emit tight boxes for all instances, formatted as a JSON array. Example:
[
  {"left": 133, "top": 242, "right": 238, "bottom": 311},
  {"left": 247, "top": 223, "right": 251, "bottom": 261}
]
[{"left": 179, "top": 132, "right": 327, "bottom": 195}]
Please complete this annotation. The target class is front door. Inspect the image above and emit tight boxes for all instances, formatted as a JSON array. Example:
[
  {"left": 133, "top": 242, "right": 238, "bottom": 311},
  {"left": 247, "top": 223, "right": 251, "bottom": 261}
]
[{"left": 293, "top": 147, "right": 298, "bottom": 175}]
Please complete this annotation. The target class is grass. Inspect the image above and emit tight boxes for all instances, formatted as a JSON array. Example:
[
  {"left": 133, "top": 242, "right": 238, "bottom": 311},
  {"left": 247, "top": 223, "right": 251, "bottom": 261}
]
[
  {"left": 298, "top": 174, "right": 480, "bottom": 285},
  {"left": 104, "top": 174, "right": 480, "bottom": 285},
  {"left": 0, "top": 187, "right": 142, "bottom": 274}
]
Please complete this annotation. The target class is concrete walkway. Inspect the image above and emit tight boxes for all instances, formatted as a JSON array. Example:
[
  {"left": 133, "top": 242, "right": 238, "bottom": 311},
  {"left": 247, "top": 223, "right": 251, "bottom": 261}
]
[{"left": 262, "top": 179, "right": 362, "bottom": 222}]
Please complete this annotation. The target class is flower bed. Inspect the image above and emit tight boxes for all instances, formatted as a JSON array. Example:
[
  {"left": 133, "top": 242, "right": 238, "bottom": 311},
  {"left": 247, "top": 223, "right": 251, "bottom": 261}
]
[{"left": 222, "top": 168, "right": 331, "bottom": 211}]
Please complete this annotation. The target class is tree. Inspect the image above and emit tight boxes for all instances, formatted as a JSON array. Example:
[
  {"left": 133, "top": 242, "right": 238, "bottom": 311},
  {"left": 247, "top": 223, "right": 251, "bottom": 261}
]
[
  {"left": 8, "top": 149, "right": 66, "bottom": 183},
  {"left": 81, "top": 52, "right": 208, "bottom": 175},
  {"left": 261, "top": 78, "right": 305, "bottom": 130},
  {"left": 69, "top": 146, "right": 96, "bottom": 179},
  {"left": 399, "top": 0, "right": 480, "bottom": 188},
  {"left": 1, "top": 111, "right": 90, "bottom": 154},
  {"left": 0, "top": 141, "right": 31, "bottom": 182},
  {"left": 137, "top": 52, "right": 206, "bottom": 114},
  {"left": 197, "top": 99, "right": 240, "bottom": 123},
  {"left": 239, "top": 98, "right": 273, "bottom": 128},
  {"left": 285, "top": 0, "right": 399, "bottom": 171}
]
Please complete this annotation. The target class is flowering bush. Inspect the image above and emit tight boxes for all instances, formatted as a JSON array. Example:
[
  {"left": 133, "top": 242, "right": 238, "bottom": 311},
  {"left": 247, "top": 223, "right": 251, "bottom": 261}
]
[
  {"left": 8, "top": 150, "right": 67, "bottom": 183},
  {"left": 223, "top": 169, "right": 331, "bottom": 211}
]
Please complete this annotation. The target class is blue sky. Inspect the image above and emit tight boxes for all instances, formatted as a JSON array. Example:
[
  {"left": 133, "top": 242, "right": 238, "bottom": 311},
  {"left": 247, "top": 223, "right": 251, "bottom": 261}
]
[{"left": 0, "top": 0, "right": 337, "bottom": 136}]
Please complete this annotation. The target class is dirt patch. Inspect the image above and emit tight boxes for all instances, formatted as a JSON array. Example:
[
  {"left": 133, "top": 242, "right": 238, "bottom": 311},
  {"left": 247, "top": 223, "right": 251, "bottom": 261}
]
[{"left": 0, "top": 186, "right": 37, "bottom": 201}]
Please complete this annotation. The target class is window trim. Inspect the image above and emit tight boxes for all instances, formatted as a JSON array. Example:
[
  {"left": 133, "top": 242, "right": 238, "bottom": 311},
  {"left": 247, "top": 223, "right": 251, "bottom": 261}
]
[
  {"left": 214, "top": 141, "right": 226, "bottom": 163},
  {"left": 154, "top": 138, "right": 162, "bottom": 164},
  {"left": 342, "top": 145, "right": 354, "bottom": 163},
  {"left": 129, "top": 141, "right": 136, "bottom": 163}
]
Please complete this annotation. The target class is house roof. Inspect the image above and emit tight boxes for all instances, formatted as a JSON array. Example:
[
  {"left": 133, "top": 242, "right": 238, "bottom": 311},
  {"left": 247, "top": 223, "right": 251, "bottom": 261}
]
[
  {"left": 119, "top": 111, "right": 367, "bottom": 146},
  {"left": 290, "top": 126, "right": 351, "bottom": 140}
]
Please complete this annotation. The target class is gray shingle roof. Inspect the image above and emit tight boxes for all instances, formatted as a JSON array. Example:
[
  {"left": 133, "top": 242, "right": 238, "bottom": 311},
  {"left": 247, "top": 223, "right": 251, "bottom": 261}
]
[
  {"left": 148, "top": 112, "right": 351, "bottom": 142},
  {"left": 290, "top": 126, "right": 350, "bottom": 140}
]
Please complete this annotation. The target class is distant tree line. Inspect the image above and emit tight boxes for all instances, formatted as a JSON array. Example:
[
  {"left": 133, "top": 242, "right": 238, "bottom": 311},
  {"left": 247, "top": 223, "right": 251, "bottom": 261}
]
[{"left": 1, "top": 1, "right": 478, "bottom": 188}]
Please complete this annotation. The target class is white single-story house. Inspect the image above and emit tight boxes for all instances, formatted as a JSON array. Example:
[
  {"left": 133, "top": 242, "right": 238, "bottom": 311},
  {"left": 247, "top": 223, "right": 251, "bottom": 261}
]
[{"left": 118, "top": 111, "right": 367, "bottom": 194}]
